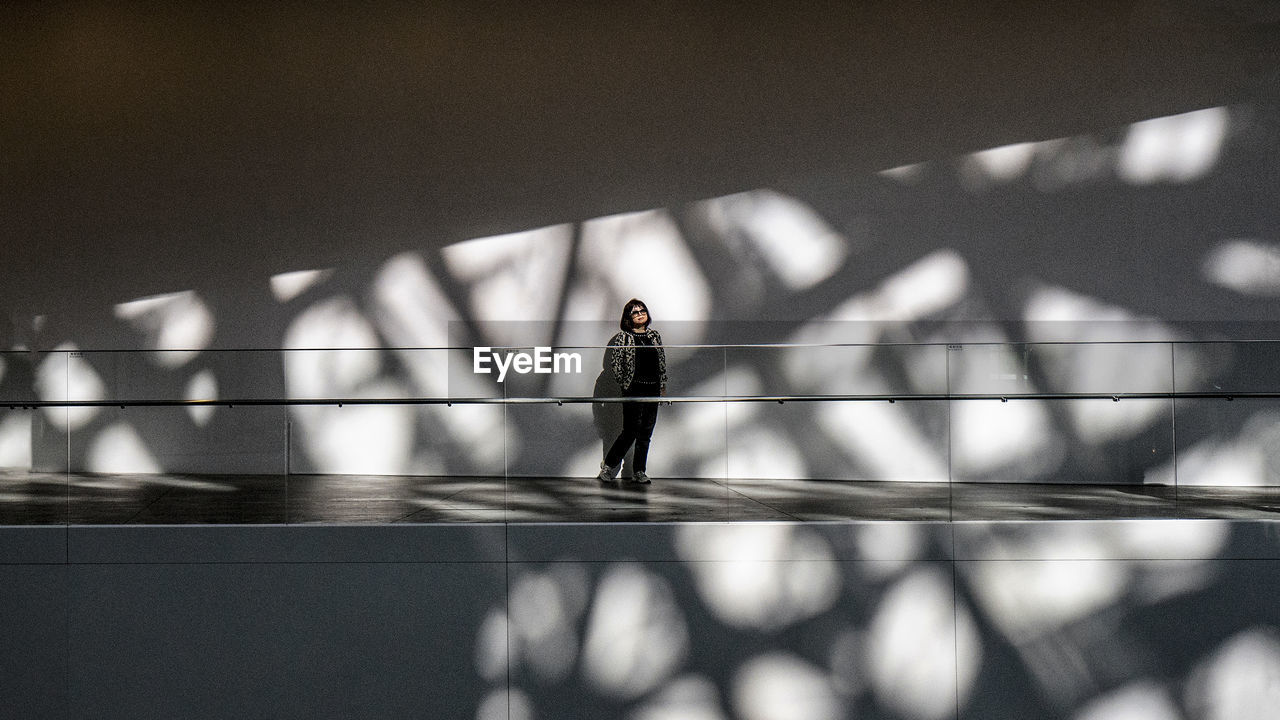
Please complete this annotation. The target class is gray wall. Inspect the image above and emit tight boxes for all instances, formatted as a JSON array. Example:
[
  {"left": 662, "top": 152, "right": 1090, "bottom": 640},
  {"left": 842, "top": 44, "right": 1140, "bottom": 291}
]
[
  {"left": 4, "top": 4, "right": 1280, "bottom": 484},
  {"left": 4, "top": 519, "right": 1280, "bottom": 719}
]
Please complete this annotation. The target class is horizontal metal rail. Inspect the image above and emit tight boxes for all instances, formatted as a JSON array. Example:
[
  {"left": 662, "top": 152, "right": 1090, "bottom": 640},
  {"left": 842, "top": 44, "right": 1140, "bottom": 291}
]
[{"left": 4, "top": 392, "right": 1279, "bottom": 409}]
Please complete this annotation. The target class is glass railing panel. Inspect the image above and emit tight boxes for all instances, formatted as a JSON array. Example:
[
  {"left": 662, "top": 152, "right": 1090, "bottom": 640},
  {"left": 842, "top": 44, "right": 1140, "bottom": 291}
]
[
  {"left": 65, "top": 404, "right": 289, "bottom": 524},
  {"left": 1172, "top": 341, "right": 1280, "bottom": 487},
  {"left": 282, "top": 347, "right": 504, "bottom": 476},
  {"left": 948, "top": 342, "right": 1174, "bottom": 395},
  {"left": 947, "top": 343, "right": 1174, "bottom": 485},
  {"left": 726, "top": 399, "right": 950, "bottom": 483},
  {"left": 721, "top": 344, "right": 949, "bottom": 482},
  {"left": 1, "top": 350, "right": 44, "bottom": 502},
  {"left": 725, "top": 343, "right": 949, "bottom": 397},
  {"left": 504, "top": 344, "right": 726, "bottom": 483},
  {"left": 1173, "top": 341, "right": 1280, "bottom": 394}
]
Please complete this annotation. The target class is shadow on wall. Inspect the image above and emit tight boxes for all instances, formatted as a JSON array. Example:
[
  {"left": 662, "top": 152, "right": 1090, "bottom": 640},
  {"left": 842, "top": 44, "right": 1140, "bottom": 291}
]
[
  {"left": 7, "top": 104, "right": 1280, "bottom": 484},
  {"left": 479, "top": 519, "right": 1280, "bottom": 720}
]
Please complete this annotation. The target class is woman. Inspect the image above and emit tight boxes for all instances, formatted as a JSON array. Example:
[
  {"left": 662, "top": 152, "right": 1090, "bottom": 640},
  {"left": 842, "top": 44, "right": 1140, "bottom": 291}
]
[{"left": 598, "top": 298, "right": 667, "bottom": 484}]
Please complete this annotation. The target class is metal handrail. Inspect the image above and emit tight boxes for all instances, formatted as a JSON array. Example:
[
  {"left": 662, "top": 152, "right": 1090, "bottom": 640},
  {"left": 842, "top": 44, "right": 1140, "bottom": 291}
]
[
  {"left": 5, "top": 391, "right": 1277, "bottom": 409},
  {"left": 6, "top": 338, "right": 1280, "bottom": 354}
]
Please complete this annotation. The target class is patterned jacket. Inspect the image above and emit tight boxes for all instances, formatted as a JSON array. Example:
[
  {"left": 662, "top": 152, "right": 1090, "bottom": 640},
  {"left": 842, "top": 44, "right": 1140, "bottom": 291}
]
[{"left": 608, "top": 328, "right": 668, "bottom": 391}]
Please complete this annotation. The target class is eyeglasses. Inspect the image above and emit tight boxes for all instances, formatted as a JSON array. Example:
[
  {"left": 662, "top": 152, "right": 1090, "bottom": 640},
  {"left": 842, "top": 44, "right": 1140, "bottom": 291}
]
[{"left": 630, "top": 308, "right": 648, "bottom": 316}]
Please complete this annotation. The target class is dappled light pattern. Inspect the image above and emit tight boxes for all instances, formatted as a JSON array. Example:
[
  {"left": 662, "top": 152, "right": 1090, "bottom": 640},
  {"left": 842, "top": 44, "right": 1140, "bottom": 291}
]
[
  {"left": 1118, "top": 107, "right": 1229, "bottom": 185},
  {"left": 6, "top": 65, "right": 1280, "bottom": 720},
  {"left": 1185, "top": 628, "right": 1280, "bottom": 720},
  {"left": 868, "top": 568, "right": 979, "bottom": 720},
  {"left": 270, "top": 268, "right": 333, "bottom": 303},
  {"left": 36, "top": 344, "right": 103, "bottom": 432},
  {"left": 9, "top": 103, "right": 1279, "bottom": 486},
  {"left": 1203, "top": 239, "right": 1280, "bottom": 296},
  {"left": 283, "top": 296, "right": 415, "bottom": 474},
  {"left": 473, "top": 517, "right": 1280, "bottom": 719},
  {"left": 86, "top": 422, "right": 161, "bottom": 474},
  {"left": 183, "top": 368, "right": 218, "bottom": 427},
  {"left": 582, "top": 563, "right": 689, "bottom": 699},
  {"left": 114, "top": 290, "right": 214, "bottom": 368},
  {"left": 509, "top": 565, "right": 590, "bottom": 684},
  {"left": 572, "top": 209, "right": 712, "bottom": 335},
  {"left": 632, "top": 676, "right": 727, "bottom": 720},
  {"left": 0, "top": 411, "right": 32, "bottom": 468},
  {"left": 695, "top": 191, "right": 848, "bottom": 292},
  {"left": 1171, "top": 410, "right": 1280, "bottom": 486},
  {"left": 443, "top": 224, "right": 574, "bottom": 348},
  {"left": 733, "top": 653, "right": 842, "bottom": 720},
  {"left": 1074, "top": 682, "right": 1182, "bottom": 720},
  {"left": 675, "top": 525, "right": 839, "bottom": 630}
]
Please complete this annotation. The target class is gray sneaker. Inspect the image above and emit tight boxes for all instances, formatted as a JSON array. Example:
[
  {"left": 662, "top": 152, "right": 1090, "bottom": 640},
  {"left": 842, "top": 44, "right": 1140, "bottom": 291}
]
[
  {"left": 597, "top": 461, "right": 620, "bottom": 483},
  {"left": 632, "top": 471, "right": 650, "bottom": 484}
]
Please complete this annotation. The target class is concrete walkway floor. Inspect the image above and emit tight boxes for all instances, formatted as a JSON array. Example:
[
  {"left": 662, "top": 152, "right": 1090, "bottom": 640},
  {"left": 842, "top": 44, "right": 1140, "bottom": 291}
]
[{"left": 3, "top": 471, "right": 1280, "bottom": 524}]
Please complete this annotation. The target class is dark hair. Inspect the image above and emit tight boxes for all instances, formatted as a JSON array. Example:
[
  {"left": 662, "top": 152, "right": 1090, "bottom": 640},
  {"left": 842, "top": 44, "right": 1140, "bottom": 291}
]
[{"left": 619, "top": 298, "right": 650, "bottom": 331}]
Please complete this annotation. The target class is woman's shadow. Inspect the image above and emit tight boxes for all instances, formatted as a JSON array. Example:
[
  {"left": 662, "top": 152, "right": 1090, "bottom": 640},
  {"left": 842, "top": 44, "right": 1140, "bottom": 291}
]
[{"left": 591, "top": 346, "right": 645, "bottom": 491}]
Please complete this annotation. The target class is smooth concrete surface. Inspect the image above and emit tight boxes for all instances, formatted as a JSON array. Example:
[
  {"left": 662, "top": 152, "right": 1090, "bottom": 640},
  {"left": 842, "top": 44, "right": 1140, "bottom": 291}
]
[
  {"left": 4, "top": 471, "right": 1280, "bottom": 525},
  {"left": 4, "top": 520, "right": 1280, "bottom": 719}
]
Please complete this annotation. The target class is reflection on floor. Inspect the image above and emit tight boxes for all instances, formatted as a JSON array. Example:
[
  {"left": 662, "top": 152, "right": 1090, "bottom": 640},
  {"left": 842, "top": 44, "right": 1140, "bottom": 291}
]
[{"left": 3, "top": 471, "right": 1280, "bottom": 524}]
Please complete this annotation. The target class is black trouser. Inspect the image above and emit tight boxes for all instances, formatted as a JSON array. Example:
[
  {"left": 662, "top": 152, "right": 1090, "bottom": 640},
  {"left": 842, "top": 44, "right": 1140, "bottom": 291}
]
[{"left": 604, "top": 381, "right": 660, "bottom": 472}]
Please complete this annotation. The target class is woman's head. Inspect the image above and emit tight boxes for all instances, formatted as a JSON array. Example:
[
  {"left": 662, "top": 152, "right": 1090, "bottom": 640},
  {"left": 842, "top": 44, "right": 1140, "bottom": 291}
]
[{"left": 620, "top": 298, "right": 650, "bottom": 331}]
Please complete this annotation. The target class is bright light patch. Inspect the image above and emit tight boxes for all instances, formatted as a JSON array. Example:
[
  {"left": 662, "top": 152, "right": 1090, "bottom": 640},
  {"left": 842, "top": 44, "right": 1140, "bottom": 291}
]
[
  {"left": 962, "top": 141, "right": 1038, "bottom": 185},
  {"left": 296, "top": 403, "right": 413, "bottom": 475},
  {"left": 509, "top": 570, "right": 579, "bottom": 683},
  {"left": 818, "top": 402, "right": 948, "bottom": 481},
  {"left": 1074, "top": 682, "right": 1181, "bottom": 720},
  {"left": 282, "top": 297, "right": 383, "bottom": 397},
  {"left": 579, "top": 209, "right": 712, "bottom": 336},
  {"left": 1203, "top": 239, "right": 1280, "bottom": 295},
  {"left": 1072, "top": 398, "right": 1170, "bottom": 446},
  {"left": 87, "top": 423, "right": 162, "bottom": 474},
  {"left": 1023, "top": 284, "right": 1178, "bottom": 342},
  {"left": 854, "top": 523, "right": 924, "bottom": 577},
  {"left": 632, "top": 675, "right": 728, "bottom": 720},
  {"left": 733, "top": 653, "right": 842, "bottom": 720},
  {"left": 443, "top": 225, "right": 572, "bottom": 346},
  {"left": 868, "top": 569, "right": 979, "bottom": 720},
  {"left": 969, "top": 559, "right": 1127, "bottom": 639},
  {"left": 785, "top": 249, "right": 967, "bottom": 335},
  {"left": 648, "top": 372, "right": 736, "bottom": 474},
  {"left": 282, "top": 297, "right": 418, "bottom": 474},
  {"left": 952, "top": 399, "right": 1059, "bottom": 477},
  {"left": 1023, "top": 286, "right": 1178, "bottom": 444},
  {"left": 371, "top": 252, "right": 459, "bottom": 358},
  {"left": 1113, "top": 519, "right": 1228, "bottom": 560},
  {"left": 0, "top": 412, "right": 33, "bottom": 469},
  {"left": 474, "top": 609, "right": 508, "bottom": 683},
  {"left": 477, "top": 688, "right": 533, "bottom": 720},
  {"left": 369, "top": 254, "right": 507, "bottom": 471},
  {"left": 674, "top": 525, "right": 839, "bottom": 629},
  {"left": 726, "top": 425, "right": 808, "bottom": 479},
  {"left": 582, "top": 563, "right": 688, "bottom": 699},
  {"left": 878, "top": 162, "right": 926, "bottom": 183},
  {"left": 1174, "top": 412, "right": 1280, "bottom": 486},
  {"left": 270, "top": 268, "right": 333, "bottom": 302},
  {"left": 184, "top": 369, "right": 218, "bottom": 427},
  {"left": 699, "top": 190, "right": 848, "bottom": 290},
  {"left": 877, "top": 250, "right": 970, "bottom": 320},
  {"left": 114, "top": 290, "right": 215, "bottom": 367},
  {"left": 1186, "top": 629, "right": 1280, "bottom": 720},
  {"left": 1119, "top": 107, "right": 1229, "bottom": 184},
  {"left": 36, "top": 346, "right": 104, "bottom": 431}
]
